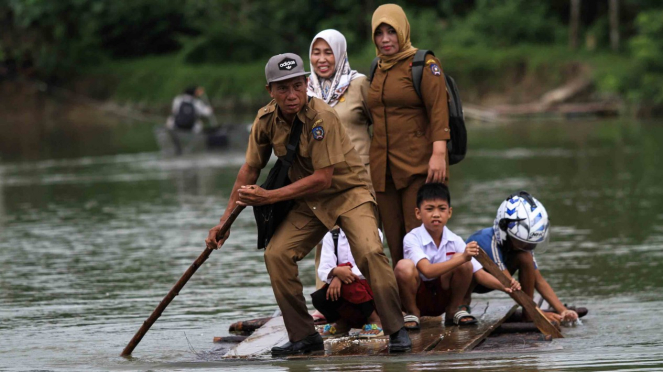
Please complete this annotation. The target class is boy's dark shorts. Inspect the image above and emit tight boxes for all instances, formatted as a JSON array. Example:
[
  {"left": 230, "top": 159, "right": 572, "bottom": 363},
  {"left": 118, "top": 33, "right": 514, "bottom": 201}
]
[
  {"left": 473, "top": 283, "right": 494, "bottom": 294},
  {"left": 416, "top": 279, "right": 450, "bottom": 317}
]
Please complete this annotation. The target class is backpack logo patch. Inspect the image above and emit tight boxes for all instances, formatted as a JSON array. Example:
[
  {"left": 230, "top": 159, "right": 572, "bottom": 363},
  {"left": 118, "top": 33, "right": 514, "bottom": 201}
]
[
  {"left": 430, "top": 64, "right": 441, "bottom": 76},
  {"left": 312, "top": 125, "right": 325, "bottom": 141},
  {"left": 279, "top": 58, "right": 297, "bottom": 70}
]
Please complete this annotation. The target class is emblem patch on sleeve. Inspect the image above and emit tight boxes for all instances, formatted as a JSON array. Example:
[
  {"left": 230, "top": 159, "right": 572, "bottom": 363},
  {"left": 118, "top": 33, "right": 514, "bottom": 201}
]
[
  {"left": 312, "top": 126, "right": 325, "bottom": 141},
  {"left": 430, "top": 63, "right": 441, "bottom": 76}
]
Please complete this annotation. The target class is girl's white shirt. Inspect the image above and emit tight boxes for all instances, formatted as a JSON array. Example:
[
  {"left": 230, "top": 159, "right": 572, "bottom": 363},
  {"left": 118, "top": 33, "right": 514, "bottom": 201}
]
[{"left": 318, "top": 228, "right": 384, "bottom": 284}]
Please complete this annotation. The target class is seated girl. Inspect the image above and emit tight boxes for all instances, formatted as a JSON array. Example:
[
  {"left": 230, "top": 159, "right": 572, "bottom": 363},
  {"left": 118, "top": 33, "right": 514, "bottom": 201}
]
[{"left": 311, "top": 227, "right": 384, "bottom": 338}]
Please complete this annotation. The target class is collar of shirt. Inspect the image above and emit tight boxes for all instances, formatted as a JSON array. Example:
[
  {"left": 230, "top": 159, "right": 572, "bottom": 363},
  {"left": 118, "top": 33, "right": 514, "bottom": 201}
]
[
  {"left": 419, "top": 224, "right": 450, "bottom": 251},
  {"left": 273, "top": 99, "right": 317, "bottom": 127}
]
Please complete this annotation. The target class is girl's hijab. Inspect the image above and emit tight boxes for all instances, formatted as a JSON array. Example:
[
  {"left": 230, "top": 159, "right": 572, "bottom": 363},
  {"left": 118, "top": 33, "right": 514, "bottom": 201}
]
[
  {"left": 307, "top": 29, "right": 364, "bottom": 107},
  {"left": 371, "top": 4, "right": 417, "bottom": 71}
]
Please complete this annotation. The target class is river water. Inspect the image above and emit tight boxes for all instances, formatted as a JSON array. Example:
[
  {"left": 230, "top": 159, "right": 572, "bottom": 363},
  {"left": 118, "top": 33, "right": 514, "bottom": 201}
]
[{"left": 1, "top": 109, "right": 662, "bottom": 371}]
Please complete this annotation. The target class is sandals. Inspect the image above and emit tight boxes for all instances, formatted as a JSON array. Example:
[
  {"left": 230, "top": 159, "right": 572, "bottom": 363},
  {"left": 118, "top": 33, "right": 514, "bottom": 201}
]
[
  {"left": 445, "top": 309, "right": 478, "bottom": 326},
  {"left": 358, "top": 323, "right": 384, "bottom": 338},
  {"left": 403, "top": 314, "right": 421, "bottom": 330},
  {"left": 317, "top": 323, "right": 347, "bottom": 339}
]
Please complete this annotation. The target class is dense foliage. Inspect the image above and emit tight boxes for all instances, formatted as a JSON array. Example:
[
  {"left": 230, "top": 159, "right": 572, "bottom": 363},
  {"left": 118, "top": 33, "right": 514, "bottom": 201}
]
[
  {"left": 1, "top": 0, "right": 662, "bottom": 111},
  {"left": 627, "top": 9, "right": 663, "bottom": 109}
]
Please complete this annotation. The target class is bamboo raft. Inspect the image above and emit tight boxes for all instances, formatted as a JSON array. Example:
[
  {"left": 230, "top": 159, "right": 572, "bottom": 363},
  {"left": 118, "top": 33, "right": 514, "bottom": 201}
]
[
  {"left": 212, "top": 249, "right": 587, "bottom": 359},
  {"left": 215, "top": 301, "right": 587, "bottom": 359}
]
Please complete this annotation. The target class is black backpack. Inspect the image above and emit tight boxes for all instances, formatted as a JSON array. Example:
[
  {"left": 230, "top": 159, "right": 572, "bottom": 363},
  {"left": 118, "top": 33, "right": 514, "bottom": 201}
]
[
  {"left": 369, "top": 50, "right": 467, "bottom": 165},
  {"left": 174, "top": 100, "right": 197, "bottom": 130}
]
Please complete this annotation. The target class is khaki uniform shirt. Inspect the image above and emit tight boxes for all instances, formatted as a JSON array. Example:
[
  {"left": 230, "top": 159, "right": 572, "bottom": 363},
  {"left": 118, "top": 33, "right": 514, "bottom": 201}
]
[
  {"left": 367, "top": 54, "right": 450, "bottom": 192},
  {"left": 245, "top": 97, "right": 375, "bottom": 229}
]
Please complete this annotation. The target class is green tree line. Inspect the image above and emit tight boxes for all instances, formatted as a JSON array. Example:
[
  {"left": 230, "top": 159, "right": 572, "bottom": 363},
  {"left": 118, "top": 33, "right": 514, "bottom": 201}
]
[{"left": 1, "top": 0, "right": 662, "bottom": 110}]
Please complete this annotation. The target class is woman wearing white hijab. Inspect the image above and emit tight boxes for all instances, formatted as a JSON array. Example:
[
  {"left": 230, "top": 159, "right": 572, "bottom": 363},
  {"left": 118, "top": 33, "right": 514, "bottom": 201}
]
[
  {"left": 308, "top": 29, "right": 373, "bottom": 175},
  {"left": 308, "top": 30, "right": 377, "bottom": 317}
]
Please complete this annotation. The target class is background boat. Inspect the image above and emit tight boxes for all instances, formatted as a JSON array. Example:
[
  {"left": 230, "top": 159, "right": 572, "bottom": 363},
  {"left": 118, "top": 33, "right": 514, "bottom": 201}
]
[{"left": 154, "top": 125, "right": 230, "bottom": 155}]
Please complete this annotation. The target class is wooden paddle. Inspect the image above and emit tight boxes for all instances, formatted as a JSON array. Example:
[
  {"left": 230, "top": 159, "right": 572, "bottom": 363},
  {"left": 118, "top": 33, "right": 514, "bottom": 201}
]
[
  {"left": 475, "top": 248, "right": 564, "bottom": 338},
  {"left": 120, "top": 205, "right": 245, "bottom": 357}
]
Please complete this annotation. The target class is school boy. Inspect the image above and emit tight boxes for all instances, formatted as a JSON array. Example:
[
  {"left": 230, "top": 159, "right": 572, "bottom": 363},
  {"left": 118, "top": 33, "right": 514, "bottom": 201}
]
[
  {"left": 464, "top": 191, "right": 578, "bottom": 323},
  {"left": 394, "top": 183, "right": 519, "bottom": 328},
  {"left": 311, "top": 227, "right": 385, "bottom": 338}
]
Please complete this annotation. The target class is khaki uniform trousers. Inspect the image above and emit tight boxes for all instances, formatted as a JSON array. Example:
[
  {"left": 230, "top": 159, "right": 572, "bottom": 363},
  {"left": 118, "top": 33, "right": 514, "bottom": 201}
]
[
  {"left": 264, "top": 201, "right": 404, "bottom": 342},
  {"left": 376, "top": 175, "right": 427, "bottom": 267}
]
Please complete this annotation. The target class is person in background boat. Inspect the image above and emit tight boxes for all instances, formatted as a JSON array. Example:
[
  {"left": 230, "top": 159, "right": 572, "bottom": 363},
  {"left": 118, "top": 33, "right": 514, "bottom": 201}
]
[
  {"left": 312, "top": 227, "right": 385, "bottom": 338},
  {"left": 205, "top": 53, "right": 411, "bottom": 356},
  {"left": 367, "top": 4, "right": 450, "bottom": 268},
  {"left": 394, "top": 183, "right": 520, "bottom": 330},
  {"left": 166, "top": 86, "right": 213, "bottom": 133},
  {"left": 464, "top": 191, "right": 579, "bottom": 324},
  {"left": 307, "top": 29, "right": 375, "bottom": 323}
]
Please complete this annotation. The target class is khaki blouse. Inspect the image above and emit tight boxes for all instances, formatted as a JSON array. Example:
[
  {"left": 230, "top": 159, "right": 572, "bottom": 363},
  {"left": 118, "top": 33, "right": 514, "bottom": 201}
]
[
  {"left": 367, "top": 54, "right": 450, "bottom": 192},
  {"left": 331, "top": 76, "right": 372, "bottom": 167}
]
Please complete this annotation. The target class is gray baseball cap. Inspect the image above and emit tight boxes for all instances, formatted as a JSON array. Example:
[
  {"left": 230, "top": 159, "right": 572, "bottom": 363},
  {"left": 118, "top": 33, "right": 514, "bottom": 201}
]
[{"left": 265, "top": 53, "right": 310, "bottom": 84}]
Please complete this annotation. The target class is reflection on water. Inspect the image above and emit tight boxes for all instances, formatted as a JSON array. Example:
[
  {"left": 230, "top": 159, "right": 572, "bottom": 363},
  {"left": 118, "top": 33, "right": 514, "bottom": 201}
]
[{"left": 1, "top": 117, "right": 663, "bottom": 371}]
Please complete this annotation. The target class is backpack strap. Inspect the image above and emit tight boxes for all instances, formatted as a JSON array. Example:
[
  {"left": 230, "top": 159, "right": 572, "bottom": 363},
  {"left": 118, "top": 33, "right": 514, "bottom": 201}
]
[
  {"left": 274, "top": 116, "right": 303, "bottom": 187},
  {"left": 412, "top": 49, "right": 432, "bottom": 100},
  {"left": 368, "top": 57, "right": 379, "bottom": 82},
  {"left": 331, "top": 228, "right": 340, "bottom": 265}
]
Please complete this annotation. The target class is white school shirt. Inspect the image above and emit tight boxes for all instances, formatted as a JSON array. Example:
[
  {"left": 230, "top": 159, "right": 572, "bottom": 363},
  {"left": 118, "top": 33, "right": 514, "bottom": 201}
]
[
  {"left": 403, "top": 224, "right": 482, "bottom": 281},
  {"left": 318, "top": 228, "right": 384, "bottom": 284}
]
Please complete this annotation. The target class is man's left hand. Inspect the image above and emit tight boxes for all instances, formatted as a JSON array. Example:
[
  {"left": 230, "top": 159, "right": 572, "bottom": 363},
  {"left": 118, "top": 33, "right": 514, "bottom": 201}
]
[{"left": 237, "top": 185, "right": 272, "bottom": 206}]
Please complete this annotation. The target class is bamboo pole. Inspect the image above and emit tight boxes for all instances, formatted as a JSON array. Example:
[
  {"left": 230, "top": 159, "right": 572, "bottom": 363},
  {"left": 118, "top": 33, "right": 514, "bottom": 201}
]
[
  {"left": 120, "top": 205, "right": 245, "bottom": 357},
  {"left": 475, "top": 248, "right": 564, "bottom": 338}
]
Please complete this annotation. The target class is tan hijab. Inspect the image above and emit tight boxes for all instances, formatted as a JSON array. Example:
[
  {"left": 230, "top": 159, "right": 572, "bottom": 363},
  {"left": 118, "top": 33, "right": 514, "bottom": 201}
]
[{"left": 371, "top": 4, "right": 418, "bottom": 71}]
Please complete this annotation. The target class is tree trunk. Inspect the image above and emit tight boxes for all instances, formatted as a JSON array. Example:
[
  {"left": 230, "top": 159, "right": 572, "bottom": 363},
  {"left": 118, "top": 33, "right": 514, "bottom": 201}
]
[
  {"left": 569, "top": 0, "right": 581, "bottom": 50},
  {"left": 609, "top": 0, "right": 620, "bottom": 51}
]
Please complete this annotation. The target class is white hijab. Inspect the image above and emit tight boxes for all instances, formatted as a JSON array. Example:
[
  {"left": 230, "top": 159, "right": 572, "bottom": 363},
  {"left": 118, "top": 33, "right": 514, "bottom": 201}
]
[{"left": 307, "top": 29, "right": 364, "bottom": 107}]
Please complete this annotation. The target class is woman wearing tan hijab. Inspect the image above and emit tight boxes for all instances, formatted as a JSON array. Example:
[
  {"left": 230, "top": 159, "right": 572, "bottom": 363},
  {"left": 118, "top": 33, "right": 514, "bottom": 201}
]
[{"left": 367, "top": 4, "right": 450, "bottom": 267}]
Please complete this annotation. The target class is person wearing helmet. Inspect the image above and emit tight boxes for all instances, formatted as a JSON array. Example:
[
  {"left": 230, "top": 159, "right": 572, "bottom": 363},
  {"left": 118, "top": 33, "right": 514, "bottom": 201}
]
[{"left": 463, "top": 191, "right": 579, "bottom": 323}]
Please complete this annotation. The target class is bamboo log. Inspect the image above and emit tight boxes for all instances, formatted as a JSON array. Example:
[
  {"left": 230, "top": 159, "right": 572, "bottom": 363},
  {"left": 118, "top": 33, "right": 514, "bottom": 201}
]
[
  {"left": 228, "top": 317, "right": 272, "bottom": 335},
  {"left": 120, "top": 205, "right": 245, "bottom": 357},
  {"left": 475, "top": 248, "right": 564, "bottom": 338},
  {"left": 213, "top": 335, "right": 248, "bottom": 343}
]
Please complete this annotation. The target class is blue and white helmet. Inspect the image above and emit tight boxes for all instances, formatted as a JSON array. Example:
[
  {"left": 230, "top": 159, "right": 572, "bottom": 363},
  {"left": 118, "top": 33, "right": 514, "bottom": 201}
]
[{"left": 495, "top": 191, "right": 550, "bottom": 245}]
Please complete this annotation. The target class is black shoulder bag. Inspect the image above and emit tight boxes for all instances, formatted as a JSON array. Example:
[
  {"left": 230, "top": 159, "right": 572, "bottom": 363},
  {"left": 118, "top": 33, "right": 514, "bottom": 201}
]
[{"left": 253, "top": 116, "right": 304, "bottom": 249}]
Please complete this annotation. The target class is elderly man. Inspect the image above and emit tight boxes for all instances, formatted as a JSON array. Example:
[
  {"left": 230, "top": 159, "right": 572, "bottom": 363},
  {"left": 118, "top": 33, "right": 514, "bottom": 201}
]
[{"left": 206, "top": 53, "right": 410, "bottom": 356}]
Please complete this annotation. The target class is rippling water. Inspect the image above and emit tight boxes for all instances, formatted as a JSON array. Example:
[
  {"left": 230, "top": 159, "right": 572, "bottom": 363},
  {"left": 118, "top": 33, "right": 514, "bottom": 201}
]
[{"left": 1, "top": 117, "right": 662, "bottom": 371}]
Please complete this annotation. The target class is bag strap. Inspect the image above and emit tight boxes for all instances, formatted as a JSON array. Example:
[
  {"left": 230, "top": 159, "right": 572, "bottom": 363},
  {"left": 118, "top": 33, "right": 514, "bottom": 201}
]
[
  {"left": 274, "top": 115, "right": 304, "bottom": 186},
  {"left": 368, "top": 57, "right": 379, "bottom": 82},
  {"left": 412, "top": 49, "right": 432, "bottom": 100},
  {"left": 331, "top": 228, "right": 340, "bottom": 264}
]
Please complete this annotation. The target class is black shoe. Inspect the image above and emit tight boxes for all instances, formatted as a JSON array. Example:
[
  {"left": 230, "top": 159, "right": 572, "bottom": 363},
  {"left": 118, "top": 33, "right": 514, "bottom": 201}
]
[
  {"left": 271, "top": 332, "right": 324, "bottom": 357},
  {"left": 389, "top": 327, "right": 412, "bottom": 353}
]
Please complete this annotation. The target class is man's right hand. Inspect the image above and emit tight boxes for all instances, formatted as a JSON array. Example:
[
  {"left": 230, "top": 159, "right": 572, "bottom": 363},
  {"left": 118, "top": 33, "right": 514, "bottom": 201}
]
[
  {"left": 332, "top": 265, "right": 357, "bottom": 284},
  {"left": 205, "top": 220, "right": 230, "bottom": 249}
]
